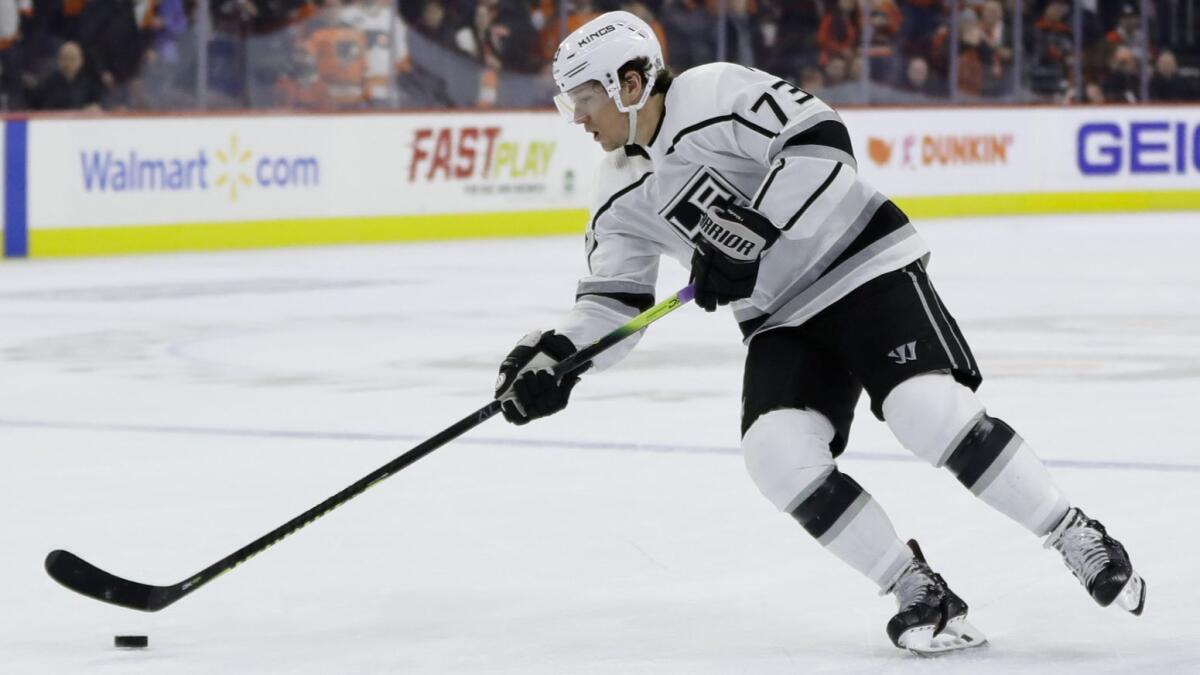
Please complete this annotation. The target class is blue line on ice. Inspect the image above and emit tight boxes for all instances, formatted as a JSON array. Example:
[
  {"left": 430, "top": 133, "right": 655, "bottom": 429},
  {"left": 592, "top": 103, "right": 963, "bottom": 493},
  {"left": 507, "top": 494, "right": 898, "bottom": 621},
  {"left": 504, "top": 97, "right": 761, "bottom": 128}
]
[{"left": 3, "top": 417, "right": 1198, "bottom": 474}]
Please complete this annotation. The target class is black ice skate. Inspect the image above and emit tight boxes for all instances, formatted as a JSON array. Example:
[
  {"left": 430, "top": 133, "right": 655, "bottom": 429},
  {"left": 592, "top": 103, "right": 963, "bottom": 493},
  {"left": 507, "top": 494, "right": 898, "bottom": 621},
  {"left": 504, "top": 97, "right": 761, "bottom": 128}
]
[
  {"left": 884, "top": 540, "right": 987, "bottom": 656},
  {"left": 1045, "top": 507, "right": 1146, "bottom": 615}
]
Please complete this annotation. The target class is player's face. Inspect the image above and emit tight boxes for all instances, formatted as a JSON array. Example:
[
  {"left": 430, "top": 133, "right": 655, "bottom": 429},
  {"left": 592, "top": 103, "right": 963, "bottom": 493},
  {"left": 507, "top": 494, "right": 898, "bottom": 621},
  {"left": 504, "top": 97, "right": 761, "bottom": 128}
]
[{"left": 557, "top": 82, "right": 627, "bottom": 152}]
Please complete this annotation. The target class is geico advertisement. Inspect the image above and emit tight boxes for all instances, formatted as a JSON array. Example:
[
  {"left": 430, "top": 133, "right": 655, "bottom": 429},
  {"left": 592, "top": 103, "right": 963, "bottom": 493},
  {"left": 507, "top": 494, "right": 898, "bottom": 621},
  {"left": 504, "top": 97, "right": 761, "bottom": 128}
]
[
  {"left": 28, "top": 112, "right": 600, "bottom": 229},
  {"left": 1075, "top": 113, "right": 1200, "bottom": 181}
]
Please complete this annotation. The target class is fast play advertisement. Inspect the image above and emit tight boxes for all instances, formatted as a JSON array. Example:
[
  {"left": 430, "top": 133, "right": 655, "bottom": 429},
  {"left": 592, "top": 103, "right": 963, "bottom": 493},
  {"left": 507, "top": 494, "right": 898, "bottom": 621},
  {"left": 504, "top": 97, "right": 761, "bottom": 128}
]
[{"left": 27, "top": 112, "right": 601, "bottom": 231}]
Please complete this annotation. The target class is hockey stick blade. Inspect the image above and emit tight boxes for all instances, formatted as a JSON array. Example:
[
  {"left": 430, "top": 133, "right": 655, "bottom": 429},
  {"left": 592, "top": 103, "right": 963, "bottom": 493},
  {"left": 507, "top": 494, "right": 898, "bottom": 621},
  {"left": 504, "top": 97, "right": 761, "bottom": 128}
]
[
  {"left": 45, "top": 550, "right": 181, "bottom": 612},
  {"left": 46, "top": 285, "right": 694, "bottom": 612}
]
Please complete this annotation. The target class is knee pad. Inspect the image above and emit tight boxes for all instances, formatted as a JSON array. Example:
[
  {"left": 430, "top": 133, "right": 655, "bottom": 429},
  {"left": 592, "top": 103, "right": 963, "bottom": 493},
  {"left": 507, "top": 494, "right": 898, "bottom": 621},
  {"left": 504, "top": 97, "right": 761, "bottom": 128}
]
[
  {"left": 742, "top": 408, "right": 837, "bottom": 512},
  {"left": 882, "top": 373, "right": 985, "bottom": 467}
]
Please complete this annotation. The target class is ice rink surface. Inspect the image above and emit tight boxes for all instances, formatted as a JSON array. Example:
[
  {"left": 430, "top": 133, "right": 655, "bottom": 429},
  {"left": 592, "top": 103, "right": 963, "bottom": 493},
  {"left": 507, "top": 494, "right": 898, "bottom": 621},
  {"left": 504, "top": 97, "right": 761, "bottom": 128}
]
[{"left": 2, "top": 212, "right": 1198, "bottom": 674}]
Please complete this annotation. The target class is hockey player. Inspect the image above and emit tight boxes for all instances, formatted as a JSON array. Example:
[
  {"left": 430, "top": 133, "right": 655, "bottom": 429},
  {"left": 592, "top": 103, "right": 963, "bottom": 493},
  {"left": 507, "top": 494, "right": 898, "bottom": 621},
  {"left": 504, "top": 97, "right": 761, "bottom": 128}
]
[{"left": 492, "top": 11, "right": 1146, "bottom": 655}]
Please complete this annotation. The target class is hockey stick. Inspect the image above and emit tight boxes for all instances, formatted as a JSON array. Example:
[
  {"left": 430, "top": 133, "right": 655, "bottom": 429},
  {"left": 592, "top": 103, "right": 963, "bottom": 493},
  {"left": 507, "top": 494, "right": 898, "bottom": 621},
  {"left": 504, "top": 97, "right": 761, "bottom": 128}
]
[{"left": 45, "top": 285, "right": 695, "bottom": 612}]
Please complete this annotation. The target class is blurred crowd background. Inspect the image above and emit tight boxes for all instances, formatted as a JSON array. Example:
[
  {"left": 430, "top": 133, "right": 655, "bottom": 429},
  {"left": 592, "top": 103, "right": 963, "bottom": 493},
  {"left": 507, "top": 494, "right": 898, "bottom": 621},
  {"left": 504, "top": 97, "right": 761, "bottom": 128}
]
[{"left": 0, "top": 0, "right": 1196, "bottom": 112}]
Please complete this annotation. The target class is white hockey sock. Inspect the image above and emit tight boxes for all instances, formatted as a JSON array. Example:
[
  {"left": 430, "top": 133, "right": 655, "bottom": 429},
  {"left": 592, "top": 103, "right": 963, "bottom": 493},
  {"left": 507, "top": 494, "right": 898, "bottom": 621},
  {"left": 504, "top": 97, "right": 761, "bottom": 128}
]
[
  {"left": 789, "top": 469, "right": 914, "bottom": 590},
  {"left": 883, "top": 376, "right": 1071, "bottom": 537},
  {"left": 945, "top": 417, "right": 1070, "bottom": 536}
]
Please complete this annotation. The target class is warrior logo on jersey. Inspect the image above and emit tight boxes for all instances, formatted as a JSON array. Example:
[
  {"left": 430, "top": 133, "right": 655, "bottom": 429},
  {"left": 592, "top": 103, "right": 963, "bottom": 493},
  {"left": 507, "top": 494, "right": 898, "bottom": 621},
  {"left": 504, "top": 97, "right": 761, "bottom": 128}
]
[{"left": 659, "top": 168, "right": 747, "bottom": 241}]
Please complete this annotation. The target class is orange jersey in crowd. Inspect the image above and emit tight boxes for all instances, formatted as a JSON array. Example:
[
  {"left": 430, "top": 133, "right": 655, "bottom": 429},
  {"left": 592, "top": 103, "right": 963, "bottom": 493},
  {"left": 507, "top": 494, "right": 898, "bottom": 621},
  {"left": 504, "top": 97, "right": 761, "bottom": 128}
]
[
  {"left": 818, "top": 12, "right": 859, "bottom": 63},
  {"left": 872, "top": 0, "right": 902, "bottom": 38},
  {"left": 59, "top": 0, "right": 158, "bottom": 29},
  {"left": 1035, "top": 18, "right": 1071, "bottom": 62},
  {"left": 304, "top": 25, "right": 367, "bottom": 106}
]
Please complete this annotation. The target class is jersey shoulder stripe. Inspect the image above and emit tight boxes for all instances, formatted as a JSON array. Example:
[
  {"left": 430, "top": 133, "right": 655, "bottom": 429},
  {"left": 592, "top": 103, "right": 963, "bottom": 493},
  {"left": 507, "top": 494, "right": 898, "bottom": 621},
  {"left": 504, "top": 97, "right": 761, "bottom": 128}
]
[
  {"left": 664, "top": 114, "right": 775, "bottom": 155},
  {"left": 657, "top": 63, "right": 781, "bottom": 156},
  {"left": 781, "top": 119, "right": 855, "bottom": 159}
]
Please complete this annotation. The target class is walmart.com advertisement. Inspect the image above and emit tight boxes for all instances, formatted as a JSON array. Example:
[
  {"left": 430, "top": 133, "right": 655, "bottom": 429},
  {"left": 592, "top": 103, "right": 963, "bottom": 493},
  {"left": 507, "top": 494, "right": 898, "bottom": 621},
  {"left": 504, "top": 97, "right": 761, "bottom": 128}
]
[{"left": 27, "top": 113, "right": 602, "bottom": 231}]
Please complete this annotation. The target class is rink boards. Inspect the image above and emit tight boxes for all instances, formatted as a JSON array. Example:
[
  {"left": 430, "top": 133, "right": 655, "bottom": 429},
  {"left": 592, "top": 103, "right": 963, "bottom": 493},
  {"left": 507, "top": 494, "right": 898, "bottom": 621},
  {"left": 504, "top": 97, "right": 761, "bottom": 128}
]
[{"left": 2, "top": 104, "right": 1199, "bottom": 258}]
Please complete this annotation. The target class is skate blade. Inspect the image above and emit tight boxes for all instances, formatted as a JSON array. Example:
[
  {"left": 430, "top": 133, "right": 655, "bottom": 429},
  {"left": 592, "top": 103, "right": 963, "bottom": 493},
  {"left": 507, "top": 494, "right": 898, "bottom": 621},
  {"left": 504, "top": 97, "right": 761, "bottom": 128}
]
[
  {"left": 1115, "top": 573, "right": 1146, "bottom": 616},
  {"left": 897, "top": 616, "right": 988, "bottom": 656}
]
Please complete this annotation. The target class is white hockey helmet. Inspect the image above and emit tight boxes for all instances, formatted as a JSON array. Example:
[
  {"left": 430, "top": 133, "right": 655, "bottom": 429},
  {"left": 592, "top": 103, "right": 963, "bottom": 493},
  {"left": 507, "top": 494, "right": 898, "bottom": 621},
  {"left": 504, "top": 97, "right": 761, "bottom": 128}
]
[{"left": 551, "top": 11, "right": 664, "bottom": 123}]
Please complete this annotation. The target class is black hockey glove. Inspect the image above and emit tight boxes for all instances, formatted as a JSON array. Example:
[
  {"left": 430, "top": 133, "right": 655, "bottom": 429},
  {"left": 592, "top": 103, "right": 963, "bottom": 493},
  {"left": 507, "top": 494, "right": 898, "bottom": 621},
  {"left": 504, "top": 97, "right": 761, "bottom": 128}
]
[
  {"left": 494, "top": 330, "right": 591, "bottom": 425},
  {"left": 689, "top": 204, "right": 781, "bottom": 312}
]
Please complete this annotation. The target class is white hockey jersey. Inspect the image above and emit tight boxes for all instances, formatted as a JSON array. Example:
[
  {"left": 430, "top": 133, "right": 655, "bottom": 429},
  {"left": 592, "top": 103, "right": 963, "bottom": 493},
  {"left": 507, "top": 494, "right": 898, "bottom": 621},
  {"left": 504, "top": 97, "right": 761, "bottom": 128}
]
[{"left": 556, "top": 63, "right": 929, "bottom": 369}]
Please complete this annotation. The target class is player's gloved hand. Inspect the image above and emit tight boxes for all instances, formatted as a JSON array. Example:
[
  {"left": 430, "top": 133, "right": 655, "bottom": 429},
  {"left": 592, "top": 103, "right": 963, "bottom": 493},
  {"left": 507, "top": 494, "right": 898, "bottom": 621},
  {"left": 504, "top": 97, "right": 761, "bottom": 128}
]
[
  {"left": 689, "top": 204, "right": 781, "bottom": 312},
  {"left": 494, "top": 330, "right": 591, "bottom": 425}
]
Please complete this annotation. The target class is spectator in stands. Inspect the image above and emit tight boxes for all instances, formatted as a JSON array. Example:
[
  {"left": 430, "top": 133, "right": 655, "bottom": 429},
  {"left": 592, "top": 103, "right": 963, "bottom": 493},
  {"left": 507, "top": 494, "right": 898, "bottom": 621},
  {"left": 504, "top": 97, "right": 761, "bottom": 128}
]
[
  {"left": 343, "top": 0, "right": 411, "bottom": 106},
  {"left": 978, "top": 0, "right": 1003, "bottom": 47},
  {"left": 77, "top": 0, "right": 148, "bottom": 106},
  {"left": 955, "top": 9, "right": 996, "bottom": 96},
  {"left": 458, "top": 0, "right": 538, "bottom": 73},
  {"left": 661, "top": 0, "right": 715, "bottom": 71},
  {"left": 978, "top": 0, "right": 1010, "bottom": 94},
  {"left": 817, "top": 0, "right": 858, "bottom": 66},
  {"left": 29, "top": 40, "right": 104, "bottom": 110},
  {"left": 11, "top": 0, "right": 60, "bottom": 78},
  {"left": 1106, "top": 3, "right": 1149, "bottom": 64},
  {"left": 865, "top": 0, "right": 902, "bottom": 82},
  {"left": 415, "top": 0, "right": 461, "bottom": 48},
  {"left": 718, "top": 0, "right": 759, "bottom": 67},
  {"left": 145, "top": 0, "right": 189, "bottom": 63},
  {"left": 1034, "top": 0, "right": 1072, "bottom": 59},
  {"left": 800, "top": 64, "right": 824, "bottom": 90},
  {"left": 1150, "top": 49, "right": 1197, "bottom": 100},
  {"left": 213, "top": 0, "right": 317, "bottom": 32},
  {"left": 0, "top": 0, "right": 24, "bottom": 47},
  {"left": 0, "top": 0, "right": 30, "bottom": 108},
  {"left": 817, "top": 51, "right": 869, "bottom": 103},
  {"left": 124, "top": 1, "right": 191, "bottom": 110},
  {"left": 1102, "top": 44, "right": 1140, "bottom": 102},
  {"left": 897, "top": 0, "right": 940, "bottom": 59},
  {"left": 930, "top": 8, "right": 994, "bottom": 96},
  {"left": 824, "top": 53, "right": 849, "bottom": 85},
  {"left": 1030, "top": 0, "right": 1072, "bottom": 95},
  {"left": 899, "top": 54, "right": 939, "bottom": 95},
  {"left": 486, "top": 0, "right": 540, "bottom": 73},
  {"left": 761, "top": 0, "right": 821, "bottom": 80},
  {"left": 850, "top": 53, "right": 865, "bottom": 81}
]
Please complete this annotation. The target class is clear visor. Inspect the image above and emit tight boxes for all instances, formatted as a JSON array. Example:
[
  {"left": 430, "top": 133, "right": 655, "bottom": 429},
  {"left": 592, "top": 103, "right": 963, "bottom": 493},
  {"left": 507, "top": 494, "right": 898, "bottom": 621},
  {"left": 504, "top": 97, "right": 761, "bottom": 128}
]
[{"left": 553, "top": 82, "right": 610, "bottom": 123}]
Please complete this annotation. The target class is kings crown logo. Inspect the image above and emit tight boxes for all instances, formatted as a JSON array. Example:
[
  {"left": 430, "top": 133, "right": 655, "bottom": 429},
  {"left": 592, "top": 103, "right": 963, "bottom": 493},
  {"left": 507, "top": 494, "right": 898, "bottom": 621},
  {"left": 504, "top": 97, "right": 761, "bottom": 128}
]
[{"left": 659, "top": 168, "right": 747, "bottom": 241}]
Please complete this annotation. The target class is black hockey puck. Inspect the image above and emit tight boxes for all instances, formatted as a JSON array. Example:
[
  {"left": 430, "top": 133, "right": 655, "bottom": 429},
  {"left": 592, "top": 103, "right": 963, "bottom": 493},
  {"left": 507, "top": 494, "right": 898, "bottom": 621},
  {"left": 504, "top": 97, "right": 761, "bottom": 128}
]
[{"left": 114, "top": 635, "right": 148, "bottom": 649}]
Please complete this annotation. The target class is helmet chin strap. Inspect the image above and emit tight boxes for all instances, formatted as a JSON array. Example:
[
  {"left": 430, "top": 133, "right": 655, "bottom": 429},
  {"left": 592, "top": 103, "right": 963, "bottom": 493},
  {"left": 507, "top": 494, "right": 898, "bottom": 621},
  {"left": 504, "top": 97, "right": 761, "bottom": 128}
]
[{"left": 625, "top": 108, "right": 639, "bottom": 146}]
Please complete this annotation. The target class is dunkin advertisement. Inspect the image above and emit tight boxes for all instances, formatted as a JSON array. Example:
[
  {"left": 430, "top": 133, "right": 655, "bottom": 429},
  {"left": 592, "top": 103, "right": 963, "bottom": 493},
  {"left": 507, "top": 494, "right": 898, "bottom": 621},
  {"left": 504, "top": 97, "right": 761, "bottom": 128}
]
[{"left": 841, "top": 106, "right": 1200, "bottom": 198}]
